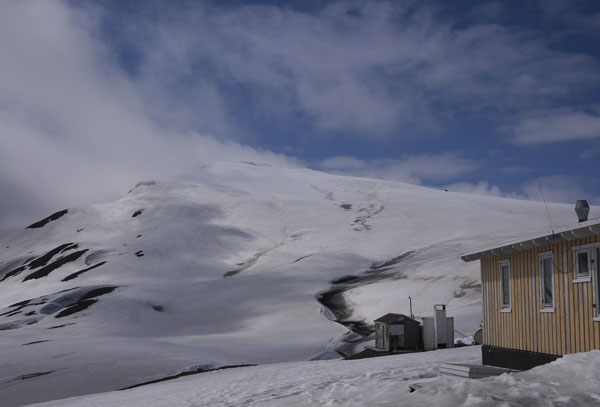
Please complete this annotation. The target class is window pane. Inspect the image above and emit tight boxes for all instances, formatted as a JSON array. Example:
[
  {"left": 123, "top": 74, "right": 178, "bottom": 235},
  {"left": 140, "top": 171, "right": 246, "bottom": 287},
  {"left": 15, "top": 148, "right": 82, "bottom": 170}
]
[
  {"left": 578, "top": 251, "right": 589, "bottom": 276},
  {"left": 543, "top": 257, "right": 553, "bottom": 306},
  {"left": 501, "top": 264, "right": 510, "bottom": 307}
]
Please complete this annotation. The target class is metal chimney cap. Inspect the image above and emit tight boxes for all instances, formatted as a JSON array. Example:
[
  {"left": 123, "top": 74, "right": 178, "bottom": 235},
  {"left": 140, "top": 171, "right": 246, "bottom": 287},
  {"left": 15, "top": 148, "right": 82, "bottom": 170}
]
[{"left": 575, "top": 200, "right": 590, "bottom": 223}]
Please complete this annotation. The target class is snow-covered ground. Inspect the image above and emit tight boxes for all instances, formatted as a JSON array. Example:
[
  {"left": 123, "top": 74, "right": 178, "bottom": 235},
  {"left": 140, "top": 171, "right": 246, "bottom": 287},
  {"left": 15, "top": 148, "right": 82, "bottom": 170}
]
[
  {"left": 27, "top": 346, "right": 600, "bottom": 407},
  {"left": 0, "top": 162, "right": 584, "bottom": 406}
]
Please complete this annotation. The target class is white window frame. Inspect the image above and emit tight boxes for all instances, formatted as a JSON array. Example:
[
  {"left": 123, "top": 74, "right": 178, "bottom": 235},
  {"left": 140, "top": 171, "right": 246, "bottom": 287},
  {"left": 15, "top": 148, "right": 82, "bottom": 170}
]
[
  {"left": 573, "top": 244, "right": 594, "bottom": 282},
  {"left": 592, "top": 246, "right": 600, "bottom": 322},
  {"left": 539, "top": 251, "right": 555, "bottom": 312},
  {"left": 499, "top": 259, "right": 511, "bottom": 312}
]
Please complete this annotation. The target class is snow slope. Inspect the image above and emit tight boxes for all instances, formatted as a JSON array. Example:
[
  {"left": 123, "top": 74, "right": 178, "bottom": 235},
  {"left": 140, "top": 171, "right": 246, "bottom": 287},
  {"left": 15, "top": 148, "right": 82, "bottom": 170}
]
[{"left": 0, "top": 161, "right": 580, "bottom": 406}]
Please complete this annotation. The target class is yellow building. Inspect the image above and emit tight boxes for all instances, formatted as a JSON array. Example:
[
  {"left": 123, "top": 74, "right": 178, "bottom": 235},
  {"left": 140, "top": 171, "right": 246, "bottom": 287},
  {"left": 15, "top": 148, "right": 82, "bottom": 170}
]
[{"left": 461, "top": 211, "right": 600, "bottom": 370}]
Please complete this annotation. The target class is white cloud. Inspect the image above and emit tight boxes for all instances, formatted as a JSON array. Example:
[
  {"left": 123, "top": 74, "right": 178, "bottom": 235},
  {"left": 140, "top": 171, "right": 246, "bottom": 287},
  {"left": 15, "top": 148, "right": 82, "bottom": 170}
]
[
  {"left": 0, "top": 0, "right": 299, "bottom": 228},
  {"left": 318, "top": 153, "right": 478, "bottom": 184},
  {"left": 442, "top": 176, "right": 600, "bottom": 207},
  {"left": 513, "top": 110, "right": 600, "bottom": 145},
  {"left": 520, "top": 175, "right": 600, "bottom": 205},
  {"left": 443, "top": 181, "right": 506, "bottom": 198}
]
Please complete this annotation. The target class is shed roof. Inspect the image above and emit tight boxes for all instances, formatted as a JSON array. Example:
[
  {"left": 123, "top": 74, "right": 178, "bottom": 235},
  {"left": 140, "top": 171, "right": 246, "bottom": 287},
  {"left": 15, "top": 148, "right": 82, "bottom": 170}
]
[
  {"left": 460, "top": 217, "right": 600, "bottom": 262},
  {"left": 374, "top": 313, "right": 416, "bottom": 324}
]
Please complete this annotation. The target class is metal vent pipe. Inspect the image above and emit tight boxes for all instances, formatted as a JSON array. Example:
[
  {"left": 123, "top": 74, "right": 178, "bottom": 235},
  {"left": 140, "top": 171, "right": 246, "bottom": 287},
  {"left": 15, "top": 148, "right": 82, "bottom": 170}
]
[{"left": 575, "top": 200, "right": 590, "bottom": 223}]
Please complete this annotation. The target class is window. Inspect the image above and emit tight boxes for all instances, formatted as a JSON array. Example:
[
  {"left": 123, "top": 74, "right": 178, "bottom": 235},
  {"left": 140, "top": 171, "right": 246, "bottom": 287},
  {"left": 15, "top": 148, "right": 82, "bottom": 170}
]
[
  {"left": 574, "top": 247, "right": 591, "bottom": 281},
  {"left": 500, "top": 260, "right": 511, "bottom": 311},
  {"left": 539, "top": 252, "right": 554, "bottom": 310}
]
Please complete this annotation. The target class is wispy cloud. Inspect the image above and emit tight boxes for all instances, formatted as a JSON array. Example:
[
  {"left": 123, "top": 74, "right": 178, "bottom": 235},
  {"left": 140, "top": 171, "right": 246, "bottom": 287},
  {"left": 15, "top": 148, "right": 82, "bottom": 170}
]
[
  {"left": 319, "top": 153, "right": 478, "bottom": 184},
  {"left": 513, "top": 109, "right": 600, "bottom": 145},
  {"left": 443, "top": 181, "right": 508, "bottom": 198},
  {"left": 444, "top": 175, "right": 600, "bottom": 206},
  {"left": 108, "top": 0, "right": 600, "bottom": 138},
  {"left": 521, "top": 175, "right": 600, "bottom": 205}
]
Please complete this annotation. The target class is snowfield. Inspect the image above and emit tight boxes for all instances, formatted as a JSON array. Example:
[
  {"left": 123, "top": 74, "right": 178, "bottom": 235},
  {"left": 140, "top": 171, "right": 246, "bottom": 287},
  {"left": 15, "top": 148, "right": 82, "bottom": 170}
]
[
  {"left": 0, "top": 161, "right": 585, "bottom": 406},
  {"left": 27, "top": 347, "right": 600, "bottom": 407}
]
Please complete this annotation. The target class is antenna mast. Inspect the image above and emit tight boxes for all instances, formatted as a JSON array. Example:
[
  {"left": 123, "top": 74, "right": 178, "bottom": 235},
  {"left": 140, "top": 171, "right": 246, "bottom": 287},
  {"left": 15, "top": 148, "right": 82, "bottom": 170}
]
[{"left": 536, "top": 173, "right": 554, "bottom": 234}]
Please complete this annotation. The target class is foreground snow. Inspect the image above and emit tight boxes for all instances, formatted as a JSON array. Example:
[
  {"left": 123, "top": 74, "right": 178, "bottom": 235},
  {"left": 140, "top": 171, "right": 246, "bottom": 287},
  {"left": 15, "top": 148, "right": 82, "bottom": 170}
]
[{"left": 28, "top": 346, "right": 600, "bottom": 406}]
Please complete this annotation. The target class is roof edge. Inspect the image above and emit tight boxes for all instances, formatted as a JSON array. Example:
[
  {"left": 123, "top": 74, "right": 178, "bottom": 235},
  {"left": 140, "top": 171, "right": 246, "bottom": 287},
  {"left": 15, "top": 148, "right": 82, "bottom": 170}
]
[{"left": 460, "top": 217, "right": 600, "bottom": 262}]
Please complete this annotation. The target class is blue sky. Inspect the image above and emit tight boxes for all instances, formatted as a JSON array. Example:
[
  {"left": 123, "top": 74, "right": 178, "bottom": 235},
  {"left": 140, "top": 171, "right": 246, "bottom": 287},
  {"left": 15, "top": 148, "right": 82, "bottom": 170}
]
[{"left": 1, "top": 0, "right": 599, "bottom": 227}]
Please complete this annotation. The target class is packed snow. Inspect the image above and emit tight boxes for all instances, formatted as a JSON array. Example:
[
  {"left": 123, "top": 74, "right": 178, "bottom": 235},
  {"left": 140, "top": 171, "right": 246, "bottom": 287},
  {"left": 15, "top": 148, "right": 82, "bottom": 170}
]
[
  {"left": 26, "top": 347, "right": 600, "bottom": 407},
  {"left": 0, "top": 161, "right": 583, "bottom": 406}
]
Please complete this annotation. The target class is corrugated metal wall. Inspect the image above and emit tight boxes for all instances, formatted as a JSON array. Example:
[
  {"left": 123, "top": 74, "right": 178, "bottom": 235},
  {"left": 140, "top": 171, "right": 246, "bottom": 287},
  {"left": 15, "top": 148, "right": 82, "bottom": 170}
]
[{"left": 481, "top": 234, "right": 600, "bottom": 355}]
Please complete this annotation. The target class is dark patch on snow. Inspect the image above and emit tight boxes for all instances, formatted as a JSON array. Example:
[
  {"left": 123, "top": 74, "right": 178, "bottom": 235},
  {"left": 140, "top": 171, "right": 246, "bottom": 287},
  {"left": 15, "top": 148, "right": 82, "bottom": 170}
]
[
  {"left": 52, "top": 286, "right": 117, "bottom": 318},
  {"left": 47, "top": 323, "right": 76, "bottom": 329},
  {"left": 1, "top": 244, "right": 79, "bottom": 281},
  {"left": 316, "top": 288, "right": 373, "bottom": 337},
  {"left": 0, "top": 322, "right": 21, "bottom": 330},
  {"left": 223, "top": 269, "right": 240, "bottom": 277},
  {"left": 9, "top": 299, "right": 33, "bottom": 308},
  {"left": 151, "top": 305, "right": 164, "bottom": 312},
  {"left": 316, "top": 250, "right": 418, "bottom": 347},
  {"left": 8, "top": 371, "right": 53, "bottom": 382},
  {"left": 84, "top": 250, "right": 113, "bottom": 265},
  {"left": 460, "top": 280, "right": 482, "bottom": 291},
  {"left": 120, "top": 364, "right": 256, "bottom": 390},
  {"left": 59, "top": 243, "right": 79, "bottom": 254},
  {"left": 2, "top": 310, "right": 22, "bottom": 317},
  {"left": 61, "top": 261, "right": 106, "bottom": 282},
  {"left": 23, "top": 249, "right": 89, "bottom": 281},
  {"left": 59, "top": 287, "right": 115, "bottom": 311},
  {"left": 22, "top": 340, "right": 49, "bottom": 346},
  {"left": 331, "top": 275, "right": 360, "bottom": 284},
  {"left": 128, "top": 181, "right": 156, "bottom": 193},
  {"left": 77, "top": 228, "right": 84, "bottom": 232},
  {"left": 28, "top": 243, "right": 75, "bottom": 269},
  {"left": 38, "top": 286, "right": 114, "bottom": 315},
  {"left": 1, "top": 265, "right": 27, "bottom": 281},
  {"left": 352, "top": 204, "right": 384, "bottom": 231},
  {"left": 136, "top": 234, "right": 142, "bottom": 238},
  {"left": 453, "top": 280, "right": 482, "bottom": 298},
  {"left": 0, "top": 256, "right": 33, "bottom": 279},
  {"left": 132, "top": 209, "right": 144, "bottom": 217},
  {"left": 24, "top": 311, "right": 36, "bottom": 316},
  {"left": 340, "top": 203, "right": 352, "bottom": 210},
  {"left": 370, "top": 251, "right": 416, "bottom": 270},
  {"left": 291, "top": 254, "right": 313, "bottom": 263},
  {"left": 135, "top": 251, "right": 144, "bottom": 257},
  {"left": 26, "top": 209, "right": 68, "bottom": 229},
  {"left": 453, "top": 290, "right": 466, "bottom": 298},
  {"left": 3, "top": 297, "right": 48, "bottom": 315},
  {"left": 55, "top": 299, "right": 98, "bottom": 318}
]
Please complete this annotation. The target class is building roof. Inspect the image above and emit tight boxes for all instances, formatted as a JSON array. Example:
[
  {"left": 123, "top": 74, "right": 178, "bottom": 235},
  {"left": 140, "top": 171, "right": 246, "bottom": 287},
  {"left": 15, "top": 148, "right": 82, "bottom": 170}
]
[
  {"left": 460, "top": 217, "right": 600, "bottom": 262},
  {"left": 374, "top": 313, "right": 415, "bottom": 324}
]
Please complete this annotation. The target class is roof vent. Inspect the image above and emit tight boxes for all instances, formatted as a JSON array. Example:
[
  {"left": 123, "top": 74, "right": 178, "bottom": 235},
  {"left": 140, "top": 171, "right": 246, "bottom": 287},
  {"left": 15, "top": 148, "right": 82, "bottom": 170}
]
[{"left": 575, "top": 200, "right": 590, "bottom": 223}]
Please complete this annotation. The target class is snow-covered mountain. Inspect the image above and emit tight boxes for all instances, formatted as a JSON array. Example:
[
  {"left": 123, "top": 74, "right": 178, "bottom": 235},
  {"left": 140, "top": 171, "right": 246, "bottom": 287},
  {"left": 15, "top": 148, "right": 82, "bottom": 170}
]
[{"left": 0, "top": 161, "right": 579, "bottom": 406}]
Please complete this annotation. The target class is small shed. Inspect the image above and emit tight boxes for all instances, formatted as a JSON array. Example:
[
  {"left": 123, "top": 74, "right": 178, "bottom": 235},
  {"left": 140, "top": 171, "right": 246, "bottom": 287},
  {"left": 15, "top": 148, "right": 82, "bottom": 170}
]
[{"left": 374, "top": 313, "right": 421, "bottom": 352}]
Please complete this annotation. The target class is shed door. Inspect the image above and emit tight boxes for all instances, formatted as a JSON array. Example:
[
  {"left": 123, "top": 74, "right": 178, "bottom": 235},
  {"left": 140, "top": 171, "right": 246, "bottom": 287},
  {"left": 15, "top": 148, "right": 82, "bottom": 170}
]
[{"left": 390, "top": 334, "right": 404, "bottom": 349}]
